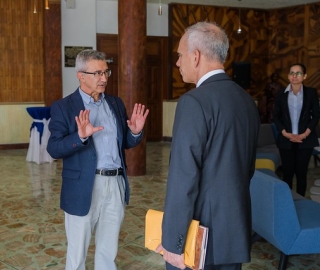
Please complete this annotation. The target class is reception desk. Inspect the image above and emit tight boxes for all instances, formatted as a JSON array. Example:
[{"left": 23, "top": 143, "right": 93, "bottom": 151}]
[{"left": 26, "top": 106, "right": 54, "bottom": 164}]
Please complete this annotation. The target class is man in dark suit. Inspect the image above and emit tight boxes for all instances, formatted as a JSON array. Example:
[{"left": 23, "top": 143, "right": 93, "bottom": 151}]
[
  {"left": 156, "top": 22, "right": 260, "bottom": 270},
  {"left": 47, "top": 49, "right": 148, "bottom": 270}
]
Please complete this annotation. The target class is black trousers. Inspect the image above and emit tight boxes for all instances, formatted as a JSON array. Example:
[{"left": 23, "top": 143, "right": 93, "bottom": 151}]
[
  {"left": 279, "top": 144, "right": 313, "bottom": 196},
  {"left": 166, "top": 262, "right": 241, "bottom": 270}
]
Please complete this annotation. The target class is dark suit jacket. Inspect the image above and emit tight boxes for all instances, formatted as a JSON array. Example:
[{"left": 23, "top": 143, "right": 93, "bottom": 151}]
[
  {"left": 47, "top": 89, "right": 143, "bottom": 216},
  {"left": 162, "top": 73, "right": 260, "bottom": 265},
  {"left": 273, "top": 85, "right": 319, "bottom": 149}
]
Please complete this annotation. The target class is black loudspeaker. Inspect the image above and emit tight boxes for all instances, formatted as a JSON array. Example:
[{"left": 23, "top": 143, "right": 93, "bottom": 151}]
[{"left": 233, "top": 62, "right": 251, "bottom": 89}]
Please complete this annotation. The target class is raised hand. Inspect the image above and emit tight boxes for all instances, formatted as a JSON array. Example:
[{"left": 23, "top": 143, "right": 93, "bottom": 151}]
[
  {"left": 75, "top": 110, "right": 103, "bottom": 138},
  {"left": 127, "top": 103, "right": 149, "bottom": 135}
]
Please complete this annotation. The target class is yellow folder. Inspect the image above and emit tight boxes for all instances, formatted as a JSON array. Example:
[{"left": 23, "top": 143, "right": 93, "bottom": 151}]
[{"left": 145, "top": 209, "right": 206, "bottom": 269}]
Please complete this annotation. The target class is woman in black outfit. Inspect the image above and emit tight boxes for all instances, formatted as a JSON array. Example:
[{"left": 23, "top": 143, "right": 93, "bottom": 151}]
[{"left": 273, "top": 63, "right": 320, "bottom": 196}]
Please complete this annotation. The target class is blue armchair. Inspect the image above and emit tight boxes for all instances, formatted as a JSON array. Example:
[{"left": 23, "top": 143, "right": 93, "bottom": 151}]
[{"left": 250, "top": 170, "right": 320, "bottom": 269}]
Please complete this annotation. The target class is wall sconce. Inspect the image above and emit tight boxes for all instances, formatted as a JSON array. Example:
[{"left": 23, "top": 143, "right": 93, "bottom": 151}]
[
  {"left": 33, "top": 0, "right": 37, "bottom": 13},
  {"left": 45, "top": 0, "right": 50, "bottom": 10},
  {"left": 158, "top": 0, "right": 162, "bottom": 16},
  {"left": 237, "top": 8, "right": 242, "bottom": 34}
]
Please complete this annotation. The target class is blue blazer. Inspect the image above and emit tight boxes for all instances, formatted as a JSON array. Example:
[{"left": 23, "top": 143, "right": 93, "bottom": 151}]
[{"left": 47, "top": 89, "right": 143, "bottom": 216}]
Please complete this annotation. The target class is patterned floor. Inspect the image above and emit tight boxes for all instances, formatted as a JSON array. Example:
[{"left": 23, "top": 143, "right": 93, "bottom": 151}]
[{"left": 0, "top": 142, "right": 320, "bottom": 269}]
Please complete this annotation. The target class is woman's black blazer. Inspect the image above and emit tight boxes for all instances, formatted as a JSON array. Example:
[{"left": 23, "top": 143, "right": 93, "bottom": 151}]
[{"left": 273, "top": 85, "right": 320, "bottom": 149}]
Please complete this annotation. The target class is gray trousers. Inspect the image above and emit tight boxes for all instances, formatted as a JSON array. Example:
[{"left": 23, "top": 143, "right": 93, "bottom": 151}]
[{"left": 65, "top": 174, "right": 125, "bottom": 270}]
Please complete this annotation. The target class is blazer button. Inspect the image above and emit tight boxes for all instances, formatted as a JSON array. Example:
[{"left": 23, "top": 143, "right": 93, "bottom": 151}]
[{"left": 179, "top": 234, "right": 183, "bottom": 239}]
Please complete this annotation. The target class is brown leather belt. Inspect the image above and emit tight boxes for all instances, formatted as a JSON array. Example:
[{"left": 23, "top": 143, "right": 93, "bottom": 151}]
[{"left": 95, "top": 168, "right": 123, "bottom": 176}]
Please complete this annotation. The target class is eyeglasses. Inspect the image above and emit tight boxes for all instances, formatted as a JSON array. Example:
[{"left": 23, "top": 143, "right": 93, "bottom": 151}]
[
  {"left": 289, "top": 71, "right": 303, "bottom": 77},
  {"left": 81, "top": 69, "right": 111, "bottom": 78}
]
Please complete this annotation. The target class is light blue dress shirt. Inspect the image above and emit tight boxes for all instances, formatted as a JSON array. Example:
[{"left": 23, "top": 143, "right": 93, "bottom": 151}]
[
  {"left": 284, "top": 84, "right": 303, "bottom": 134},
  {"left": 79, "top": 88, "right": 121, "bottom": 169}
]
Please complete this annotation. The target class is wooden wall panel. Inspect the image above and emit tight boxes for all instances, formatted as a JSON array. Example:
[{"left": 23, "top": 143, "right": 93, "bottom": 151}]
[
  {"left": 44, "top": 2, "right": 62, "bottom": 106},
  {"left": 0, "top": 0, "right": 61, "bottom": 105},
  {"left": 169, "top": 4, "right": 268, "bottom": 99},
  {"left": 97, "top": 34, "right": 119, "bottom": 97},
  {"left": 169, "top": 3, "right": 320, "bottom": 120},
  {"left": 267, "top": 5, "right": 320, "bottom": 88},
  {"left": 0, "top": 0, "right": 44, "bottom": 103}
]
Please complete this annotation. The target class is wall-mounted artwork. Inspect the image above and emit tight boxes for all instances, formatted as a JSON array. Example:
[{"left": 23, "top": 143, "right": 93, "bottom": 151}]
[{"left": 64, "top": 46, "right": 93, "bottom": 67}]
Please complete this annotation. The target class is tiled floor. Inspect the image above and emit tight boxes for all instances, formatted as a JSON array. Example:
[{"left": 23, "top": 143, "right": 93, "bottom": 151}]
[{"left": 0, "top": 142, "right": 320, "bottom": 269}]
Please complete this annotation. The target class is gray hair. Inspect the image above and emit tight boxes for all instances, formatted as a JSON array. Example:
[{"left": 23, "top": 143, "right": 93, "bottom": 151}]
[
  {"left": 75, "top": 49, "right": 106, "bottom": 72},
  {"left": 185, "top": 22, "right": 229, "bottom": 63}
]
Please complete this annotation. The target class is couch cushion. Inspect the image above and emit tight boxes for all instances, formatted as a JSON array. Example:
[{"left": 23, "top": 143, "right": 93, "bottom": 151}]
[
  {"left": 257, "top": 124, "right": 276, "bottom": 148},
  {"left": 255, "top": 159, "right": 275, "bottom": 171},
  {"left": 256, "top": 151, "right": 281, "bottom": 169}
]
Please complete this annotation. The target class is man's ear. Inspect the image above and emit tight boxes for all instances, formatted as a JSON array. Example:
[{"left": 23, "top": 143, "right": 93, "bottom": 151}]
[
  {"left": 77, "top": 72, "right": 84, "bottom": 81},
  {"left": 193, "top": 49, "right": 200, "bottom": 67}
]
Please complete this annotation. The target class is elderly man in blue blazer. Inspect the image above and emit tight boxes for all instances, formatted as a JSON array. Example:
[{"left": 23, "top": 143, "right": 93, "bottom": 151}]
[
  {"left": 47, "top": 49, "right": 149, "bottom": 270},
  {"left": 156, "top": 22, "right": 260, "bottom": 270}
]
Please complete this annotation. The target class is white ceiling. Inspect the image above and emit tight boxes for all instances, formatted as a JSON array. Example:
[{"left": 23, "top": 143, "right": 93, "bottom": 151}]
[{"left": 146, "top": 0, "right": 320, "bottom": 9}]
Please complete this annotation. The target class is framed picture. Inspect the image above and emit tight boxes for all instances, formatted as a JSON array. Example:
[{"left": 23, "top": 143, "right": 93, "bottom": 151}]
[{"left": 64, "top": 46, "right": 93, "bottom": 67}]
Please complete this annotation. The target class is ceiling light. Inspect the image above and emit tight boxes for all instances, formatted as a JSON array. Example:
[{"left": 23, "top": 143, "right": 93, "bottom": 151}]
[
  {"left": 45, "top": 0, "right": 50, "bottom": 10},
  {"left": 237, "top": 7, "right": 241, "bottom": 34},
  {"left": 158, "top": 0, "right": 162, "bottom": 16},
  {"left": 33, "top": 0, "right": 37, "bottom": 13}
]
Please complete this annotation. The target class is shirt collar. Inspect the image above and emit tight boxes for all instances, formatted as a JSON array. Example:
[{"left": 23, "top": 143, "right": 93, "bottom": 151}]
[
  {"left": 79, "top": 88, "right": 105, "bottom": 105},
  {"left": 196, "top": 69, "right": 225, "bottom": 87},
  {"left": 284, "top": 84, "right": 303, "bottom": 94}
]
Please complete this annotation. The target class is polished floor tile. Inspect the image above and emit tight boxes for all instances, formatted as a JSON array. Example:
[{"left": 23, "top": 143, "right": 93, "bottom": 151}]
[{"left": 0, "top": 142, "right": 320, "bottom": 269}]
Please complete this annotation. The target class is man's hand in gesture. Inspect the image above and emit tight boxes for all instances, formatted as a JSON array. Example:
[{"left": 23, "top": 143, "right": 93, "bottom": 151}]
[
  {"left": 127, "top": 103, "right": 149, "bottom": 135},
  {"left": 75, "top": 110, "right": 103, "bottom": 139}
]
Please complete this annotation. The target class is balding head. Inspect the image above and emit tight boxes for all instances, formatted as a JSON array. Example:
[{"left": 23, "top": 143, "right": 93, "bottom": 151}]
[{"left": 184, "top": 22, "right": 229, "bottom": 64}]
